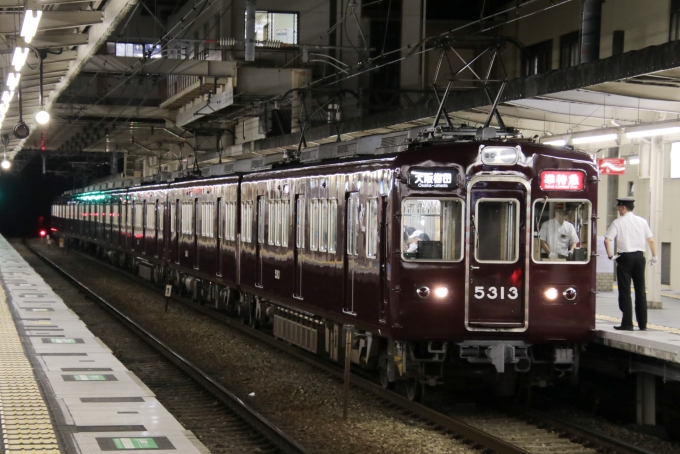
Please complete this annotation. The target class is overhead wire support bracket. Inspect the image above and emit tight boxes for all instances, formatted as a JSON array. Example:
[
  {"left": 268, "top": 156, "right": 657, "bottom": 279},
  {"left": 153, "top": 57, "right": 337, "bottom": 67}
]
[{"left": 483, "top": 80, "right": 507, "bottom": 129}]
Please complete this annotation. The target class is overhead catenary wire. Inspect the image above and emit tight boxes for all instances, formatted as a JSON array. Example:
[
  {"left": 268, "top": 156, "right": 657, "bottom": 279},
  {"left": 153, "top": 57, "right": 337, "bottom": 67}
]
[{"left": 20, "top": 0, "right": 574, "bottom": 168}]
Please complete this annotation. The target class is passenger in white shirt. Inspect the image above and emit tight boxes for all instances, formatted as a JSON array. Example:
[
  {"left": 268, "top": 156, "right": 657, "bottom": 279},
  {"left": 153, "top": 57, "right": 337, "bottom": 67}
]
[
  {"left": 604, "top": 197, "right": 657, "bottom": 331},
  {"left": 539, "top": 210, "right": 579, "bottom": 259}
]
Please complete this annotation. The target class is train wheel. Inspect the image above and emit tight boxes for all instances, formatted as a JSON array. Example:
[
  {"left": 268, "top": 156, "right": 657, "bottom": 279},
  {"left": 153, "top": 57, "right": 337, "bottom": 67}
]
[
  {"left": 378, "top": 351, "right": 394, "bottom": 390},
  {"left": 379, "top": 367, "right": 394, "bottom": 390},
  {"left": 405, "top": 378, "right": 421, "bottom": 402}
]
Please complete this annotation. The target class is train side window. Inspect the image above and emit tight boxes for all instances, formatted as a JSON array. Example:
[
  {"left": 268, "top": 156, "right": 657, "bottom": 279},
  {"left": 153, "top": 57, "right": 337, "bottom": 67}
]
[
  {"left": 157, "top": 202, "right": 163, "bottom": 238},
  {"left": 320, "top": 199, "right": 328, "bottom": 252},
  {"left": 226, "top": 201, "right": 236, "bottom": 241},
  {"left": 170, "top": 201, "right": 176, "bottom": 234},
  {"left": 310, "top": 199, "right": 319, "bottom": 251},
  {"left": 366, "top": 198, "right": 378, "bottom": 258},
  {"left": 475, "top": 199, "right": 519, "bottom": 262},
  {"left": 268, "top": 201, "right": 275, "bottom": 245},
  {"left": 329, "top": 199, "right": 337, "bottom": 253},
  {"left": 296, "top": 197, "right": 305, "bottom": 249},
  {"left": 201, "top": 202, "right": 214, "bottom": 238},
  {"left": 281, "top": 200, "right": 289, "bottom": 247},
  {"left": 126, "top": 203, "right": 133, "bottom": 231},
  {"left": 146, "top": 201, "right": 156, "bottom": 232},
  {"left": 181, "top": 202, "right": 193, "bottom": 234},
  {"left": 402, "top": 198, "right": 463, "bottom": 262},
  {"left": 533, "top": 199, "right": 591, "bottom": 264},
  {"left": 241, "top": 201, "right": 252, "bottom": 243},
  {"left": 275, "top": 201, "right": 283, "bottom": 246},
  {"left": 134, "top": 203, "right": 143, "bottom": 231}
]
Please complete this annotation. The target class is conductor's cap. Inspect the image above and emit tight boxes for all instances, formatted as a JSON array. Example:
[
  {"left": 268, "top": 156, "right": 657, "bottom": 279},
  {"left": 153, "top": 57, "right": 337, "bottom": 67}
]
[{"left": 616, "top": 197, "right": 635, "bottom": 208}]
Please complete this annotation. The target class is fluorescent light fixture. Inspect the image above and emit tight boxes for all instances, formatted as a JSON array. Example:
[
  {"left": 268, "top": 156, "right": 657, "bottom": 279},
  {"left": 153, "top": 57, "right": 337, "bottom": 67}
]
[
  {"left": 625, "top": 121, "right": 680, "bottom": 138},
  {"left": 6, "top": 72, "right": 20, "bottom": 91},
  {"left": 0, "top": 102, "right": 9, "bottom": 116},
  {"left": 627, "top": 155, "right": 640, "bottom": 165},
  {"left": 1, "top": 91, "right": 13, "bottom": 104},
  {"left": 571, "top": 133, "right": 618, "bottom": 144},
  {"left": 540, "top": 134, "right": 569, "bottom": 146},
  {"left": 20, "top": 10, "right": 42, "bottom": 43},
  {"left": 11, "top": 47, "right": 29, "bottom": 72}
]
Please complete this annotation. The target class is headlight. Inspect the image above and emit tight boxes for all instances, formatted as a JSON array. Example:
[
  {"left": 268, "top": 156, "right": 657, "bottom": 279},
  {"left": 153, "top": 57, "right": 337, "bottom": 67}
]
[
  {"left": 480, "top": 146, "right": 520, "bottom": 165},
  {"left": 544, "top": 287, "right": 558, "bottom": 300},
  {"left": 434, "top": 287, "right": 449, "bottom": 298}
]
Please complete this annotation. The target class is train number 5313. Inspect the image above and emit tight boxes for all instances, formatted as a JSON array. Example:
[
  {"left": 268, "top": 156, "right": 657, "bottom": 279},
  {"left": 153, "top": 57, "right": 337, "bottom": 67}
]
[{"left": 473, "top": 286, "right": 519, "bottom": 300}]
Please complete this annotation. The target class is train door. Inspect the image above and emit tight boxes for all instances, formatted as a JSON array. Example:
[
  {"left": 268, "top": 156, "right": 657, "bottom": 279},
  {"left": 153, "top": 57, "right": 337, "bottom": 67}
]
[
  {"left": 216, "top": 198, "right": 222, "bottom": 276},
  {"left": 343, "top": 192, "right": 360, "bottom": 315},
  {"left": 466, "top": 177, "right": 529, "bottom": 330},
  {"left": 255, "top": 195, "right": 265, "bottom": 288},
  {"left": 193, "top": 198, "right": 199, "bottom": 269},
  {"left": 173, "top": 199, "right": 179, "bottom": 264},
  {"left": 293, "top": 195, "right": 305, "bottom": 299},
  {"left": 379, "top": 196, "right": 388, "bottom": 322}
]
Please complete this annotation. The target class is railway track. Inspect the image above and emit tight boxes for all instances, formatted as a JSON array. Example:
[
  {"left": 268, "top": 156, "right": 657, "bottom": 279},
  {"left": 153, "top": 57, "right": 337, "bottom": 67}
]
[
  {"left": 23, "top": 242, "right": 310, "bottom": 454},
  {"left": 25, "top": 241, "right": 661, "bottom": 454}
]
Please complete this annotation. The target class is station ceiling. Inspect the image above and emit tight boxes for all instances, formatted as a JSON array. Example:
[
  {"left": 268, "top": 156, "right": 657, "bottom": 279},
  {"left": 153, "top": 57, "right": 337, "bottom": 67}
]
[{"left": 3, "top": 1, "right": 680, "bottom": 181}]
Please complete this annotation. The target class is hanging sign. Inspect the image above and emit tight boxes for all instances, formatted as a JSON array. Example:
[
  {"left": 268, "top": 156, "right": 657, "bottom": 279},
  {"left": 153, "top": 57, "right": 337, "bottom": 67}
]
[
  {"left": 540, "top": 170, "right": 585, "bottom": 191},
  {"left": 598, "top": 158, "right": 626, "bottom": 175}
]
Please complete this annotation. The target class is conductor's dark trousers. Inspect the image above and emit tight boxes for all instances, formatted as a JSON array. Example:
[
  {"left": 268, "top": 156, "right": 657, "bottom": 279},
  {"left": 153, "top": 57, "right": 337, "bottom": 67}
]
[{"left": 616, "top": 251, "right": 647, "bottom": 329}]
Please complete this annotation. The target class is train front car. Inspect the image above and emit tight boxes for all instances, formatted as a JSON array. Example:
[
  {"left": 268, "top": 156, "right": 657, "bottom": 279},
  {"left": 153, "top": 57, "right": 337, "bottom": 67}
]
[{"left": 387, "top": 139, "right": 597, "bottom": 397}]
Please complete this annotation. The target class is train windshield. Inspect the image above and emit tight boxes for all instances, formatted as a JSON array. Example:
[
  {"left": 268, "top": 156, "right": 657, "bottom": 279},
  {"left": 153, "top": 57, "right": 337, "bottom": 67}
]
[
  {"left": 533, "top": 199, "right": 591, "bottom": 263},
  {"left": 402, "top": 198, "right": 463, "bottom": 261}
]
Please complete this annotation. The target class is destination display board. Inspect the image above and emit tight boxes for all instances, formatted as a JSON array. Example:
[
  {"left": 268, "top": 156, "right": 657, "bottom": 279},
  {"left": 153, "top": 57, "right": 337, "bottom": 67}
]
[
  {"left": 408, "top": 168, "right": 458, "bottom": 189},
  {"left": 540, "top": 170, "right": 585, "bottom": 191}
]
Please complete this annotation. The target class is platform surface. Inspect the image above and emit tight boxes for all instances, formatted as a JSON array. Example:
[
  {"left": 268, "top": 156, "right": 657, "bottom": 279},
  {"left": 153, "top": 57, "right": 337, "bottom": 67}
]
[
  {"left": 0, "top": 236, "right": 209, "bottom": 453},
  {"left": 596, "top": 289, "right": 680, "bottom": 364}
]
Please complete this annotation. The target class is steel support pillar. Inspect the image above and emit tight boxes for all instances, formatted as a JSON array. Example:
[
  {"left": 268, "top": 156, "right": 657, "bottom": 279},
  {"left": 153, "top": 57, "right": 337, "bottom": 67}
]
[
  {"left": 648, "top": 136, "right": 663, "bottom": 309},
  {"left": 245, "top": 0, "right": 256, "bottom": 62},
  {"left": 636, "top": 372, "right": 656, "bottom": 425}
]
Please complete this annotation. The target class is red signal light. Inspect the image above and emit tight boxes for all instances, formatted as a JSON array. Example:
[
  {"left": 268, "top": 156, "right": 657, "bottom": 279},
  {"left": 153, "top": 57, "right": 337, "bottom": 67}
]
[{"left": 39, "top": 230, "right": 46, "bottom": 237}]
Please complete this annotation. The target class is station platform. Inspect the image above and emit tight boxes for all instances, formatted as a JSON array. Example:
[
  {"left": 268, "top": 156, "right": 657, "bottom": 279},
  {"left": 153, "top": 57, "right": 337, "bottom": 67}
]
[
  {"left": 0, "top": 236, "right": 208, "bottom": 453},
  {"left": 595, "top": 290, "right": 680, "bottom": 366}
]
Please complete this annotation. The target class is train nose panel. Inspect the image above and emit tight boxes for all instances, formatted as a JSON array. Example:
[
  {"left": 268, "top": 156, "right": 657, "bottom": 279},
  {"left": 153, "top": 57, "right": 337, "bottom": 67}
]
[{"left": 465, "top": 177, "right": 529, "bottom": 331}]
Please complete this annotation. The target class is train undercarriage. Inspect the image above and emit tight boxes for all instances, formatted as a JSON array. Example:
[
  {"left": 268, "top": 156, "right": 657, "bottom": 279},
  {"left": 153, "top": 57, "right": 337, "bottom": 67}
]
[{"left": 70, "top": 238, "right": 580, "bottom": 401}]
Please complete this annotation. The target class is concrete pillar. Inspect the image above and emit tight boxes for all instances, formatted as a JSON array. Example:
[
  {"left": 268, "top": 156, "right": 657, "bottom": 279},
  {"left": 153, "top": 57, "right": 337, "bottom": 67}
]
[
  {"left": 636, "top": 372, "right": 656, "bottom": 425},
  {"left": 648, "top": 136, "right": 663, "bottom": 309}
]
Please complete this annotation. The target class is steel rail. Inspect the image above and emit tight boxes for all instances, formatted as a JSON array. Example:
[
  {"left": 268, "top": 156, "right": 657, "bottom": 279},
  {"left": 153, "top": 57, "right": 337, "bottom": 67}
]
[
  {"left": 26, "top": 244, "right": 311, "bottom": 454},
  {"left": 519, "top": 407, "right": 659, "bottom": 454}
]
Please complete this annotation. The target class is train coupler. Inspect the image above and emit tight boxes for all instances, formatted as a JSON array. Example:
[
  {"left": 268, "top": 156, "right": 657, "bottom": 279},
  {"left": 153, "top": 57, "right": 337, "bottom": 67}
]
[{"left": 458, "top": 341, "right": 530, "bottom": 373}]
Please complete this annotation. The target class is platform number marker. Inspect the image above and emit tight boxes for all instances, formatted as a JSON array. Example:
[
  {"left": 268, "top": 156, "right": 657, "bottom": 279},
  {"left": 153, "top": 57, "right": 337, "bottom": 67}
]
[
  {"left": 112, "top": 438, "right": 159, "bottom": 449},
  {"left": 165, "top": 285, "right": 172, "bottom": 313}
]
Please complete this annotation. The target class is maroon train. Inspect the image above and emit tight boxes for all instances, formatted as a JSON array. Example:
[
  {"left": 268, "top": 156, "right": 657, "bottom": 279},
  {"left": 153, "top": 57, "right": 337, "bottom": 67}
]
[{"left": 51, "top": 133, "right": 598, "bottom": 399}]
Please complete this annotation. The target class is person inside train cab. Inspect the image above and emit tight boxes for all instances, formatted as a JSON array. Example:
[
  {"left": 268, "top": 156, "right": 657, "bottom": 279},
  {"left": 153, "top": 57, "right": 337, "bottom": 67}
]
[
  {"left": 405, "top": 227, "right": 430, "bottom": 253},
  {"left": 539, "top": 209, "right": 579, "bottom": 259}
]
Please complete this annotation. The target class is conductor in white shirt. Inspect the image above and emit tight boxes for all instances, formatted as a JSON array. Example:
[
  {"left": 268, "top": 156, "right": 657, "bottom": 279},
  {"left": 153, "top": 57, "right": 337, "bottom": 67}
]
[
  {"left": 539, "top": 209, "right": 579, "bottom": 259},
  {"left": 604, "top": 197, "right": 657, "bottom": 331}
]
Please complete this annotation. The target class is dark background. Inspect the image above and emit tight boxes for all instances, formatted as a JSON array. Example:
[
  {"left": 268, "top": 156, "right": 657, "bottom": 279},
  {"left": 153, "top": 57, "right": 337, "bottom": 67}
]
[{"left": 0, "top": 161, "right": 74, "bottom": 238}]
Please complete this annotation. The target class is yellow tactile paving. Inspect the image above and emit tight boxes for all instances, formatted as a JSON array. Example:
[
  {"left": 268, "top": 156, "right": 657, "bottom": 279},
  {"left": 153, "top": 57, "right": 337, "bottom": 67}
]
[
  {"left": 596, "top": 314, "right": 680, "bottom": 335},
  {"left": 0, "top": 282, "right": 59, "bottom": 453}
]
